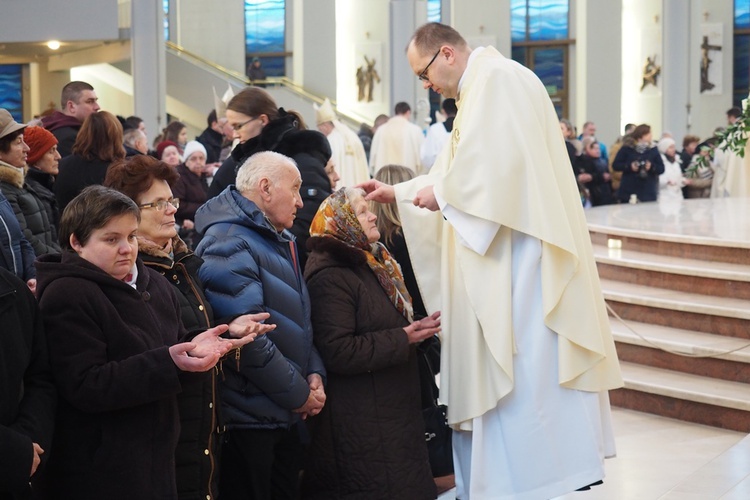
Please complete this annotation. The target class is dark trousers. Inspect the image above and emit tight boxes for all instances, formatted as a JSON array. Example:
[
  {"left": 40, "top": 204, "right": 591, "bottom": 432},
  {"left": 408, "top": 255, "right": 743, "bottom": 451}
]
[{"left": 219, "top": 426, "right": 303, "bottom": 500}]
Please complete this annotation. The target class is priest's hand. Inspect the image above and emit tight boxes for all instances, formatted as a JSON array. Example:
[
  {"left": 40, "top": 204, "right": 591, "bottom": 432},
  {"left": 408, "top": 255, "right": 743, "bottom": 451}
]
[
  {"left": 359, "top": 179, "right": 396, "bottom": 203},
  {"left": 413, "top": 185, "right": 439, "bottom": 211}
]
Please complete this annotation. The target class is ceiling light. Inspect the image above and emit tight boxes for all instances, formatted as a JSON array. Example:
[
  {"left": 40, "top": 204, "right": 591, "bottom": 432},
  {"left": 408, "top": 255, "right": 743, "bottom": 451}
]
[{"left": 47, "top": 40, "right": 61, "bottom": 50}]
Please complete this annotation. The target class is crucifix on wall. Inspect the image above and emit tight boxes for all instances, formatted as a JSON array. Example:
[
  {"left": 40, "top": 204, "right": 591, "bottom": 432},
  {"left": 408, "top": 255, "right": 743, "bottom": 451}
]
[{"left": 700, "top": 35, "right": 722, "bottom": 93}]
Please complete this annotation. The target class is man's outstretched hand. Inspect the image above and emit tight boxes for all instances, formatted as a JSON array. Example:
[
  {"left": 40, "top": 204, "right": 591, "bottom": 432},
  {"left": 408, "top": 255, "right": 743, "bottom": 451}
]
[{"left": 358, "top": 179, "right": 396, "bottom": 204}]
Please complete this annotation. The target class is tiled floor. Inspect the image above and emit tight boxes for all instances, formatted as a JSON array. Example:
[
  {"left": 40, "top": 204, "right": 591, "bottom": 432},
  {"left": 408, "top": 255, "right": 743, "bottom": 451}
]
[{"left": 438, "top": 407, "right": 749, "bottom": 500}]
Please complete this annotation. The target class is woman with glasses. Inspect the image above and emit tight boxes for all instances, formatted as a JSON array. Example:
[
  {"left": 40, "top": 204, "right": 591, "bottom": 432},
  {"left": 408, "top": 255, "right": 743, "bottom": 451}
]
[
  {"left": 35, "top": 185, "right": 257, "bottom": 499},
  {"left": 207, "top": 86, "right": 332, "bottom": 270},
  {"left": 103, "top": 156, "right": 275, "bottom": 500}
]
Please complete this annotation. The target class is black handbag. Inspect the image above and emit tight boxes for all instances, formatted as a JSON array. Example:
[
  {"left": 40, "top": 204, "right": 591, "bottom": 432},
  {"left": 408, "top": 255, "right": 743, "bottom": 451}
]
[{"left": 417, "top": 336, "right": 454, "bottom": 477}]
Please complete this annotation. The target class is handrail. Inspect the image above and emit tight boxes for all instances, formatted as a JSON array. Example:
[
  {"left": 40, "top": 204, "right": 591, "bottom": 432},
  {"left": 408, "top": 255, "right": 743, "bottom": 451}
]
[{"left": 166, "top": 42, "right": 372, "bottom": 128}]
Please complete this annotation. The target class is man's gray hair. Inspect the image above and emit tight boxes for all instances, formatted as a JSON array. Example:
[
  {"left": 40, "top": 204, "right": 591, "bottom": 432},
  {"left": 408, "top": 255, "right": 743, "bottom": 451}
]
[
  {"left": 123, "top": 128, "right": 146, "bottom": 148},
  {"left": 236, "top": 151, "right": 297, "bottom": 194}
]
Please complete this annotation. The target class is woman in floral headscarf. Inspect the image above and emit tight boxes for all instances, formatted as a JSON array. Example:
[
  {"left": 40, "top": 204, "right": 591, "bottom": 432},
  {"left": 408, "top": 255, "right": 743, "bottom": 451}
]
[{"left": 301, "top": 187, "right": 441, "bottom": 500}]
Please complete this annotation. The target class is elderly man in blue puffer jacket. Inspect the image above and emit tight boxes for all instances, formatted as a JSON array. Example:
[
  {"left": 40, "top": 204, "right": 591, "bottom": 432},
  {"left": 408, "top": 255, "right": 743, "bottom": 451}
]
[{"left": 195, "top": 151, "right": 326, "bottom": 500}]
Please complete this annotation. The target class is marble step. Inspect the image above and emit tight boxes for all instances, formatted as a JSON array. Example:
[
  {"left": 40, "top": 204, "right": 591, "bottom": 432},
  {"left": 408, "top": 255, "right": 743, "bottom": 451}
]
[
  {"left": 601, "top": 278, "right": 750, "bottom": 339},
  {"left": 659, "top": 433, "right": 750, "bottom": 499},
  {"left": 610, "top": 362, "right": 750, "bottom": 432},
  {"left": 610, "top": 319, "right": 750, "bottom": 383},
  {"left": 589, "top": 230, "right": 750, "bottom": 265},
  {"left": 593, "top": 242, "right": 750, "bottom": 299}
]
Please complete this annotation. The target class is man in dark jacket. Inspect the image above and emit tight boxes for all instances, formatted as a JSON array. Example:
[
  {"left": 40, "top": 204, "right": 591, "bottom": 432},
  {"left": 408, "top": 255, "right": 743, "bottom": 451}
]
[
  {"left": 40, "top": 81, "right": 100, "bottom": 158},
  {"left": 0, "top": 267, "right": 56, "bottom": 499},
  {"left": 196, "top": 109, "right": 225, "bottom": 165},
  {"left": 195, "top": 151, "right": 326, "bottom": 500}
]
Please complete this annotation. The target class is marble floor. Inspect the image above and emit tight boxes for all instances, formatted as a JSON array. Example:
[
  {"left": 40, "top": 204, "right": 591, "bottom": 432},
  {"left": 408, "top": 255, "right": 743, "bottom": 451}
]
[
  {"left": 584, "top": 198, "right": 750, "bottom": 246},
  {"left": 438, "top": 407, "right": 749, "bottom": 500}
]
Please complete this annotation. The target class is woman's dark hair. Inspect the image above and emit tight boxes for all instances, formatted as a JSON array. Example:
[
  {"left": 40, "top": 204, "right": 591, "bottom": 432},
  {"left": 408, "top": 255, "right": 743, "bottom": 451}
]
[
  {"left": 631, "top": 124, "right": 651, "bottom": 142},
  {"left": 0, "top": 129, "right": 24, "bottom": 153},
  {"left": 104, "top": 155, "right": 179, "bottom": 204},
  {"left": 71, "top": 111, "right": 126, "bottom": 162},
  {"left": 163, "top": 120, "right": 186, "bottom": 143},
  {"left": 59, "top": 185, "right": 140, "bottom": 250},
  {"left": 227, "top": 87, "right": 280, "bottom": 121}
]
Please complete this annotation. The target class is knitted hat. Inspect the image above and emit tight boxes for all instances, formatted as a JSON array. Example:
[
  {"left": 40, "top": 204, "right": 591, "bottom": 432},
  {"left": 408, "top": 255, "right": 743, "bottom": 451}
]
[
  {"left": 658, "top": 137, "right": 675, "bottom": 154},
  {"left": 24, "top": 126, "right": 58, "bottom": 165},
  {"left": 156, "top": 140, "right": 180, "bottom": 160},
  {"left": 0, "top": 109, "right": 26, "bottom": 140},
  {"left": 182, "top": 140, "right": 207, "bottom": 162},
  {"left": 313, "top": 98, "right": 336, "bottom": 126}
]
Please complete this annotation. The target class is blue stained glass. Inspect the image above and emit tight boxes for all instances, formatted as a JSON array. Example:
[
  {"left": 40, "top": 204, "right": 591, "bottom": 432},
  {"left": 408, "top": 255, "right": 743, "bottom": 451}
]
[
  {"left": 533, "top": 48, "right": 564, "bottom": 91},
  {"left": 528, "top": 0, "right": 568, "bottom": 41},
  {"left": 734, "top": 34, "right": 750, "bottom": 107},
  {"left": 511, "top": 46, "right": 527, "bottom": 66},
  {"left": 0, "top": 65, "right": 23, "bottom": 122},
  {"left": 245, "top": 0, "right": 285, "bottom": 52},
  {"left": 163, "top": 0, "right": 169, "bottom": 41},
  {"left": 736, "top": 0, "right": 750, "bottom": 29},
  {"left": 511, "top": 0, "right": 527, "bottom": 42},
  {"left": 427, "top": 0, "right": 441, "bottom": 23}
]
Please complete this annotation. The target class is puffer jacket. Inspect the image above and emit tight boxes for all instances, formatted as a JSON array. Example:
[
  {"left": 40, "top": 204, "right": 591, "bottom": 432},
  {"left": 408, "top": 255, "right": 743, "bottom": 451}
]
[
  {"left": 205, "top": 109, "right": 332, "bottom": 271},
  {"left": 25, "top": 167, "right": 60, "bottom": 233},
  {"left": 0, "top": 192, "right": 35, "bottom": 280},
  {"left": 195, "top": 186, "right": 325, "bottom": 430},
  {"left": 0, "top": 161, "right": 60, "bottom": 257}
]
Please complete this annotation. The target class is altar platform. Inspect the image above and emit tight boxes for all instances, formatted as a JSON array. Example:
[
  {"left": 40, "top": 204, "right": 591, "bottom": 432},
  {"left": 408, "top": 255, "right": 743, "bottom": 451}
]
[{"left": 584, "top": 198, "right": 750, "bottom": 433}]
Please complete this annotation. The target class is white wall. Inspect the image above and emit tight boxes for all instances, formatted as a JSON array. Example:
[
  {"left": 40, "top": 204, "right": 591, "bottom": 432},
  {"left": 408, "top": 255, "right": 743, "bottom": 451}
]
[
  {"left": 336, "top": 0, "right": 392, "bottom": 123},
  {"left": 175, "top": 0, "right": 246, "bottom": 76},
  {"left": 0, "top": 0, "right": 119, "bottom": 43}
]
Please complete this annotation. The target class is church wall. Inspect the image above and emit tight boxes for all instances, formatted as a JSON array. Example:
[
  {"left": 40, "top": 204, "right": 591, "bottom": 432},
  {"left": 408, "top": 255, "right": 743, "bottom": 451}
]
[
  {"left": 175, "top": 0, "right": 246, "bottom": 76},
  {"left": 335, "top": 0, "right": 392, "bottom": 125}
]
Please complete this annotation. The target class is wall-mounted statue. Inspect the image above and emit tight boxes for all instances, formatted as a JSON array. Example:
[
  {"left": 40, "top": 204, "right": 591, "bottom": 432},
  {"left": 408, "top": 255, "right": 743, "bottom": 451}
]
[
  {"left": 700, "top": 35, "right": 722, "bottom": 93},
  {"left": 356, "top": 56, "right": 381, "bottom": 102},
  {"left": 641, "top": 55, "right": 661, "bottom": 91}
]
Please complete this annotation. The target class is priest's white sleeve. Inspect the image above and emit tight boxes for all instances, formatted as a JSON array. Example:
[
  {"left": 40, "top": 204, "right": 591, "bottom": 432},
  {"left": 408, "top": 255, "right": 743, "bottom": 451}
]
[{"left": 434, "top": 187, "right": 499, "bottom": 256}]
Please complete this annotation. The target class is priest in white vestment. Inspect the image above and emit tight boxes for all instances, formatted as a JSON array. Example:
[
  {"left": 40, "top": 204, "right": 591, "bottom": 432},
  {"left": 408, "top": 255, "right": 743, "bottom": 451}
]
[
  {"left": 369, "top": 102, "right": 425, "bottom": 176},
  {"left": 314, "top": 98, "right": 370, "bottom": 189},
  {"left": 360, "top": 23, "right": 623, "bottom": 500}
]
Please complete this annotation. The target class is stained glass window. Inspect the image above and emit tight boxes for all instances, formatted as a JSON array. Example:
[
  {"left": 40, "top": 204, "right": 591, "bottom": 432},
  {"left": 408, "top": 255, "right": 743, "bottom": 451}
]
[
  {"left": 163, "top": 0, "right": 169, "bottom": 41},
  {"left": 427, "top": 0, "right": 441, "bottom": 23},
  {"left": 245, "top": 0, "right": 286, "bottom": 77},
  {"left": 735, "top": 0, "right": 750, "bottom": 107},
  {"left": 0, "top": 65, "right": 23, "bottom": 122},
  {"left": 511, "top": 1, "right": 570, "bottom": 118}
]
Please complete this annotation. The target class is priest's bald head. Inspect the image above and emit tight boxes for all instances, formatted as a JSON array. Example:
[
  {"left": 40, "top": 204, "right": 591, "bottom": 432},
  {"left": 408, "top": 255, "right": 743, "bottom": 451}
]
[{"left": 407, "top": 23, "right": 472, "bottom": 99}]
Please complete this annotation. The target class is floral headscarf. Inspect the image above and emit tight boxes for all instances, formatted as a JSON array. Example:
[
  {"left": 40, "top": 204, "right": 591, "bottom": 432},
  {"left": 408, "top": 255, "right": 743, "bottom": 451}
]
[{"left": 310, "top": 188, "right": 414, "bottom": 322}]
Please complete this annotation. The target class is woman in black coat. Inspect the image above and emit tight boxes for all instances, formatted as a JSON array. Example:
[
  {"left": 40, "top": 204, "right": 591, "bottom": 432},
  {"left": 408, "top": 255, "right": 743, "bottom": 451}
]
[
  {"left": 301, "top": 188, "right": 440, "bottom": 500},
  {"left": 54, "top": 111, "right": 126, "bottom": 212},
  {"left": 36, "top": 186, "right": 250, "bottom": 500},
  {"left": 0, "top": 267, "right": 55, "bottom": 500},
  {"left": 574, "top": 137, "right": 615, "bottom": 207},
  {"left": 104, "top": 157, "right": 274, "bottom": 500},
  {"left": 612, "top": 123, "right": 664, "bottom": 203},
  {"left": 207, "top": 87, "right": 332, "bottom": 270}
]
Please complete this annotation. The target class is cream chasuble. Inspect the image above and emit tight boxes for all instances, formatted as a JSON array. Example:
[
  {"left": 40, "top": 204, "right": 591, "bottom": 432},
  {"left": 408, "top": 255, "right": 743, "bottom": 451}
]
[
  {"left": 393, "top": 47, "right": 622, "bottom": 431},
  {"left": 369, "top": 115, "right": 425, "bottom": 176},
  {"left": 327, "top": 120, "right": 370, "bottom": 189},
  {"left": 724, "top": 142, "right": 750, "bottom": 197}
]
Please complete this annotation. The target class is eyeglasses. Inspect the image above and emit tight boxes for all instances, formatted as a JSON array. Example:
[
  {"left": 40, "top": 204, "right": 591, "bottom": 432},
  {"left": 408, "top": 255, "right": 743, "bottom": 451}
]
[
  {"left": 138, "top": 198, "right": 180, "bottom": 211},
  {"left": 418, "top": 48, "right": 442, "bottom": 82},
  {"left": 231, "top": 116, "right": 261, "bottom": 131}
]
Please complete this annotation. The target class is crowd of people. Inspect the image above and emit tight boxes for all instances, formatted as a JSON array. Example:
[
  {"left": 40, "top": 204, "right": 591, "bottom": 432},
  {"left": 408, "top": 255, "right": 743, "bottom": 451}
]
[
  {"left": 8, "top": 19, "right": 745, "bottom": 500},
  {"left": 562, "top": 106, "right": 745, "bottom": 208}
]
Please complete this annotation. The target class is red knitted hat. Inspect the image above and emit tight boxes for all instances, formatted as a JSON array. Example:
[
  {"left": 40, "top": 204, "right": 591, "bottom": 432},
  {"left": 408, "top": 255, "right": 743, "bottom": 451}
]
[
  {"left": 156, "top": 140, "right": 180, "bottom": 160},
  {"left": 24, "top": 126, "right": 58, "bottom": 165}
]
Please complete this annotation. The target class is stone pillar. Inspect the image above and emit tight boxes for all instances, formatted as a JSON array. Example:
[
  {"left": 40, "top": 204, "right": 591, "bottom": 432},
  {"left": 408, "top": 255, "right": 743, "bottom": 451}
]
[
  {"left": 389, "top": 0, "right": 426, "bottom": 123},
  {"left": 663, "top": 0, "right": 690, "bottom": 139},
  {"left": 131, "top": 0, "right": 166, "bottom": 143}
]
